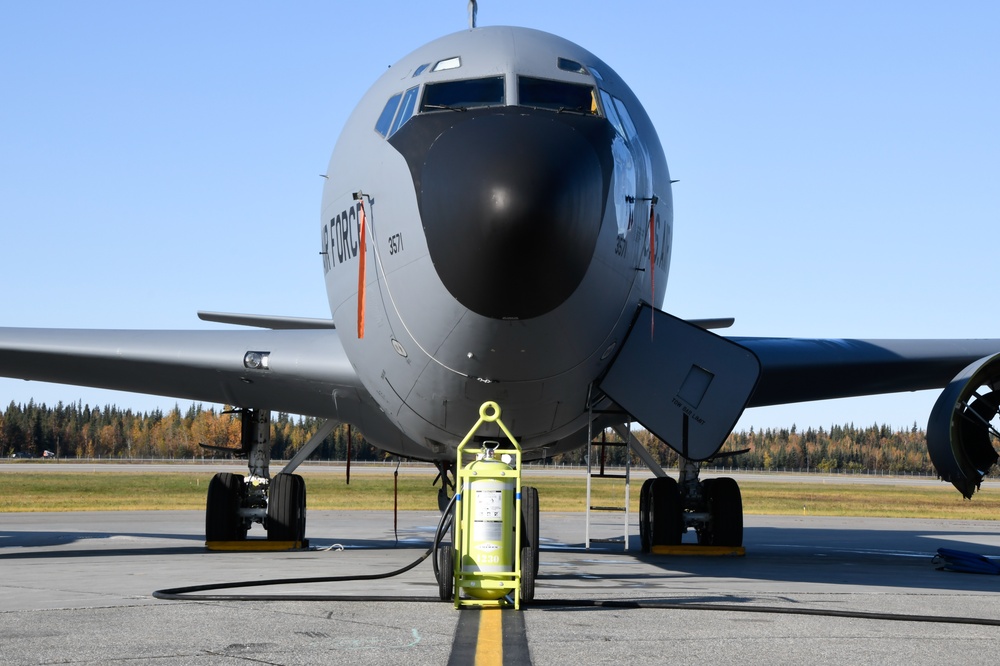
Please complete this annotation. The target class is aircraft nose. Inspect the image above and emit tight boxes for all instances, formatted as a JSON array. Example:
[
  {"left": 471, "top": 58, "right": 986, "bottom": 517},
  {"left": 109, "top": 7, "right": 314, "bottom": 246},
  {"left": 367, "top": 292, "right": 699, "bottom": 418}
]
[{"left": 390, "top": 109, "right": 613, "bottom": 320}]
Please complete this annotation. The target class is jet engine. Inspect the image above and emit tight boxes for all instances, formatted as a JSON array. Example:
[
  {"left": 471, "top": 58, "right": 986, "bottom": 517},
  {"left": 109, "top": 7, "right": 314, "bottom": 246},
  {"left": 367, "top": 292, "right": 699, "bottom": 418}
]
[{"left": 927, "top": 353, "right": 1000, "bottom": 498}]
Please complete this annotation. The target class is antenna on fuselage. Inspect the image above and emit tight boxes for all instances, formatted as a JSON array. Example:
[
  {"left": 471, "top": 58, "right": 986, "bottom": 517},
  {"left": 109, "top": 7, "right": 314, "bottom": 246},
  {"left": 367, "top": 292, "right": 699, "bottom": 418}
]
[{"left": 468, "top": 0, "right": 478, "bottom": 29}]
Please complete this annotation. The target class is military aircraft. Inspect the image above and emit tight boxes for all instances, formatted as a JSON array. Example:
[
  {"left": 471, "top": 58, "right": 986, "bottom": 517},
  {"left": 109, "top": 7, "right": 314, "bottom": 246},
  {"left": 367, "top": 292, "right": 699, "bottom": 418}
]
[{"left": 2, "top": 15, "right": 1000, "bottom": 597}]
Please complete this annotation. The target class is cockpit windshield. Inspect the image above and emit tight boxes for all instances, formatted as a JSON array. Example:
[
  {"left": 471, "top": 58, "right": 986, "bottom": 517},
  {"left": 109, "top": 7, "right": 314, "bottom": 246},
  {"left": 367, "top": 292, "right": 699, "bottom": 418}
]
[
  {"left": 420, "top": 76, "right": 505, "bottom": 112},
  {"left": 518, "top": 77, "right": 598, "bottom": 114}
]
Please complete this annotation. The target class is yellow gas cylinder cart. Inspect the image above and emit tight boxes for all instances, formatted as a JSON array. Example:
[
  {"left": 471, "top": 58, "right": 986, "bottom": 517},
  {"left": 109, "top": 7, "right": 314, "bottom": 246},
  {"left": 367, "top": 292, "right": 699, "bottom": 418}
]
[{"left": 450, "top": 401, "right": 533, "bottom": 609}]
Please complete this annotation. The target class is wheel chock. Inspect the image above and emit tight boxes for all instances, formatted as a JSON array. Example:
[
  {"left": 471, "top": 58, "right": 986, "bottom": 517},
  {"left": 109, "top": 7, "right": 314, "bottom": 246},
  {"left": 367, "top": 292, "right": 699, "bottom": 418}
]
[
  {"left": 650, "top": 545, "right": 745, "bottom": 557},
  {"left": 205, "top": 539, "right": 308, "bottom": 552}
]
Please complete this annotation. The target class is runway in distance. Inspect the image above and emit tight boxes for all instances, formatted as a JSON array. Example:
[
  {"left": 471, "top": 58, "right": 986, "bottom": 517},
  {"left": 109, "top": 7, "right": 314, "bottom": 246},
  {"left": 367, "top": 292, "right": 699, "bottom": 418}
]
[{"left": 1, "top": 3, "right": 999, "bottom": 597}]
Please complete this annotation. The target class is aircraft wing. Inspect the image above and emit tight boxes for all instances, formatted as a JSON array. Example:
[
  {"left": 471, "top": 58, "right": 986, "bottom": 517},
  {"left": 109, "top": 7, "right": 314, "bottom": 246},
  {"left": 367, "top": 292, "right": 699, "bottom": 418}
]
[
  {"left": 599, "top": 306, "right": 1000, "bottom": 480},
  {"left": 0, "top": 327, "right": 361, "bottom": 417},
  {"left": 733, "top": 337, "right": 1000, "bottom": 407},
  {"left": 732, "top": 335, "right": 1000, "bottom": 496}
]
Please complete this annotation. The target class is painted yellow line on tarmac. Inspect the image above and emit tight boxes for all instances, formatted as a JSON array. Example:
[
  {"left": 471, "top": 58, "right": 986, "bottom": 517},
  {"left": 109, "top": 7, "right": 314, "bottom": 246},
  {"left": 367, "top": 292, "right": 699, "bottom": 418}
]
[{"left": 475, "top": 608, "right": 503, "bottom": 666}]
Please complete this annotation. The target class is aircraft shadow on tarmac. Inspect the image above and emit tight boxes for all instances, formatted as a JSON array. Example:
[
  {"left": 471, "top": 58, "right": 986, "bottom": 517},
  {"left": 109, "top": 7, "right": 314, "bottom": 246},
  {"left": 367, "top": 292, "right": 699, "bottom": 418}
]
[
  {"left": 0, "top": 529, "right": 205, "bottom": 557},
  {"left": 600, "top": 526, "right": 1000, "bottom": 595},
  {"left": 0, "top": 527, "right": 444, "bottom": 561}
]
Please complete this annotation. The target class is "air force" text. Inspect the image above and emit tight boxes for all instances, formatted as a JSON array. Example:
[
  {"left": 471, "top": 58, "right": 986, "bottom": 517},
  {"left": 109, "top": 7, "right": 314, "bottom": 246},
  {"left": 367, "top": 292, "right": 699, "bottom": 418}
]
[{"left": 322, "top": 202, "right": 362, "bottom": 273}]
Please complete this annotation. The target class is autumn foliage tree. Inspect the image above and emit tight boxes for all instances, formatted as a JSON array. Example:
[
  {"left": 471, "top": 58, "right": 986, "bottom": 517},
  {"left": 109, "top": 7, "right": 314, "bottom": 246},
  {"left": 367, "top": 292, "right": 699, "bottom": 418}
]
[{"left": 0, "top": 401, "right": 383, "bottom": 462}]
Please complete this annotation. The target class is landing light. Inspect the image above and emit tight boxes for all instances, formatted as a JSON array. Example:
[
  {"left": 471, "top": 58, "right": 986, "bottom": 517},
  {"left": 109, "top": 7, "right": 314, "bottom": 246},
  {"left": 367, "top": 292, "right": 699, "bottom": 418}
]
[{"left": 243, "top": 351, "right": 270, "bottom": 370}]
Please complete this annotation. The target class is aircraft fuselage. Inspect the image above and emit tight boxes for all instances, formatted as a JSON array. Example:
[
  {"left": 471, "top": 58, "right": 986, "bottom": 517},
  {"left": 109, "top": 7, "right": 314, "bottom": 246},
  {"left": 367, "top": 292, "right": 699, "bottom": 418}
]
[{"left": 321, "top": 27, "right": 673, "bottom": 459}]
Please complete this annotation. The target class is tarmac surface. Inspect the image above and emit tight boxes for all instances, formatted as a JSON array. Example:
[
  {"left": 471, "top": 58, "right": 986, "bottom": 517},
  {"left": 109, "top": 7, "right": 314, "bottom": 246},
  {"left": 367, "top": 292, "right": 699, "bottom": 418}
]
[{"left": 3, "top": 508, "right": 1000, "bottom": 665}]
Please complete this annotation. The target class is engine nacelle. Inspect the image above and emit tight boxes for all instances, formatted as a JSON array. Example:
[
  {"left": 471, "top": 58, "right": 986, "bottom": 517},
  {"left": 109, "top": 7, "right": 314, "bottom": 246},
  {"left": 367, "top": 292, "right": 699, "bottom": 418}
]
[{"left": 927, "top": 353, "right": 1000, "bottom": 498}]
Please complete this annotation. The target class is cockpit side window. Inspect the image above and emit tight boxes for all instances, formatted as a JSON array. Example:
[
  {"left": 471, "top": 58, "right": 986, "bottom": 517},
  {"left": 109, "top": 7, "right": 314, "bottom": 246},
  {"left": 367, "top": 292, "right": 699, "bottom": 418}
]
[
  {"left": 433, "top": 56, "right": 461, "bottom": 72},
  {"left": 518, "top": 77, "right": 598, "bottom": 114},
  {"left": 390, "top": 86, "right": 420, "bottom": 136},
  {"left": 374, "top": 93, "right": 402, "bottom": 137},
  {"left": 420, "top": 76, "right": 505, "bottom": 112},
  {"left": 599, "top": 90, "right": 625, "bottom": 137},
  {"left": 612, "top": 97, "right": 639, "bottom": 142}
]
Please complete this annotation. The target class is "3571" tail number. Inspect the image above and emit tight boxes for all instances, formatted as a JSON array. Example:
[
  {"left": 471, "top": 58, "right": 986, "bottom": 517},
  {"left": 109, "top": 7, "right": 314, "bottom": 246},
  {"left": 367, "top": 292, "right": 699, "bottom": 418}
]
[{"left": 388, "top": 233, "right": 404, "bottom": 255}]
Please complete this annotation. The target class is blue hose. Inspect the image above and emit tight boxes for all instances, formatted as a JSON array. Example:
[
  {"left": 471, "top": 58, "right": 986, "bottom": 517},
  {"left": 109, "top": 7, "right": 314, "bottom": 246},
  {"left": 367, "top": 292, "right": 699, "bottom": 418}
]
[{"left": 934, "top": 548, "right": 1000, "bottom": 575}]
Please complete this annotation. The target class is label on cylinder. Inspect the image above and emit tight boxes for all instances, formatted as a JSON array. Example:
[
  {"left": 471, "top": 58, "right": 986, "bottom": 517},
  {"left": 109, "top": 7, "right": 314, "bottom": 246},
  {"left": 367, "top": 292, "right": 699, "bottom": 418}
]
[
  {"left": 462, "top": 473, "right": 513, "bottom": 584},
  {"left": 475, "top": 489, "right": 503, "bottom": 519}
]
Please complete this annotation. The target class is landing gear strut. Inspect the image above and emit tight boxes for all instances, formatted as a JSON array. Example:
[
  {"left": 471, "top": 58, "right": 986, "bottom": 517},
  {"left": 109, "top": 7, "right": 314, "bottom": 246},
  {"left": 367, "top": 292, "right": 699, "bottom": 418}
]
[{"left": 433, "top": 460, "right": 456, "bottom": 513}]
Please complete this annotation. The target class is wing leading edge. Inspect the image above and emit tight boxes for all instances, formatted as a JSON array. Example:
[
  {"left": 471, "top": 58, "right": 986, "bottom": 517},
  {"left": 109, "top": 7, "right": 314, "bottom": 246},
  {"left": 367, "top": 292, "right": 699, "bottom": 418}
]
[{"left": 0, "top": 327, "right": 361, "bottom": 417}]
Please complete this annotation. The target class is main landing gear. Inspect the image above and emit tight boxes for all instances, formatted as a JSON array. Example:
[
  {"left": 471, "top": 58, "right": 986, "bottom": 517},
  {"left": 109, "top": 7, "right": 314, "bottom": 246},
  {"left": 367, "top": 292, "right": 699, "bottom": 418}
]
[
  {"left": 204, "top": 408, "right": 308, "bottom": 544},
  {"left": 638, "top": 458, "right": 743, "bottom": 551}
]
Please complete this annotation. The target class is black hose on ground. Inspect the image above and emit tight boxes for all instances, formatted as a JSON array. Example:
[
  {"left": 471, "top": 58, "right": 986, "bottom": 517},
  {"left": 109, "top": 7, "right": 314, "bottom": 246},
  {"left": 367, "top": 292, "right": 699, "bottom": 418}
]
[{"left": 153, "top": 494, "right": 457, "bottom": 603}]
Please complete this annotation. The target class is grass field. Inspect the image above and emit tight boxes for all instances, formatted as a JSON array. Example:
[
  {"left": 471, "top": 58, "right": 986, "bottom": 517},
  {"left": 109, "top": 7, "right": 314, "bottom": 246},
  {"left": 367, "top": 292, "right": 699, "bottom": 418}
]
[{"left": 2, "top": 471, "right": 999, "bottom": 520}]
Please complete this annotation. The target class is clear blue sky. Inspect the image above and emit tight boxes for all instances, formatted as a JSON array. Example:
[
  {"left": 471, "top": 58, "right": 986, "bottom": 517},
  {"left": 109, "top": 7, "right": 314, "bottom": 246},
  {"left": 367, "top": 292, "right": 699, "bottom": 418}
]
[{"left": 1, "top": 1, "right": 997, "bottom": 432}]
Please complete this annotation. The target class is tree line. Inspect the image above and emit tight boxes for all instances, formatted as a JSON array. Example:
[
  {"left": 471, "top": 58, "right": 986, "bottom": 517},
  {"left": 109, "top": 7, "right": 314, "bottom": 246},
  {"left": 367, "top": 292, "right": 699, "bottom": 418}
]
[
  {"left": 0, "top": 400, "right": 973, "bottom": 476},
  {"left": 572, "top": 422, "right": 941, "bottom": 475},
  {"left": 0, "top": 401, "right": 381, "bottom": 461}
]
